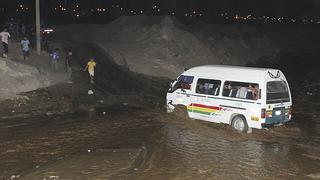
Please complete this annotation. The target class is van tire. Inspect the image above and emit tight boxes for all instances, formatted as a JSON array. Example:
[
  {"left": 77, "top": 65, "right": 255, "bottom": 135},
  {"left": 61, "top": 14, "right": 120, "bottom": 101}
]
[{"left": 231, "top": 115, "right": 248, "bottom": 133}]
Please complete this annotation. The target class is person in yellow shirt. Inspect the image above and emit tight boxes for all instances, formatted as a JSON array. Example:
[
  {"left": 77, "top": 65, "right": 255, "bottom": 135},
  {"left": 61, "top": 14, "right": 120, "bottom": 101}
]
[{"left": 84, "top": 58, "right": 97, "bottom": 83}]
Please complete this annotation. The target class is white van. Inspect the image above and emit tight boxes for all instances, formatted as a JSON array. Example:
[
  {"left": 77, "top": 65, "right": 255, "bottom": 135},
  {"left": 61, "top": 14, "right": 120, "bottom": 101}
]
[{"left": 166, "top": 65, "right": 292, "bottom": 132}]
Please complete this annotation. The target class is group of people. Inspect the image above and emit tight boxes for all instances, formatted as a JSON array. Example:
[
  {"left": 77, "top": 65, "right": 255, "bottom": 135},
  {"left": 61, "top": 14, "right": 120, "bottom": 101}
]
[
  {"left": 223, "top": 83, "right": 259, "bottom": 100},
  {"left": 197, "top": 82, "right": 220, "bottom": 96},
  {"left": 0, "top": 28, "right": 97, "bottom": 83},
  {"left": 0, "top": 28, "right": 30, "bottom": 60},
  {"left": 50, "top": 49, "right": 97, "bottom": 83}
]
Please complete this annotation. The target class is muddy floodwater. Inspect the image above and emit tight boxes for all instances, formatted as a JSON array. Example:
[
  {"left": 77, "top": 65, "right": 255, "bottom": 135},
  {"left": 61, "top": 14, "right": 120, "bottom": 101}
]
[
  {"left": 137, "top": 106, "right": 320, "bottom": 179},
  {"left": 1, "top": 43, "right": 320, "bottom": 179},
  {"left": 2, "top": 94, "right": 319, "bottom": 179}
]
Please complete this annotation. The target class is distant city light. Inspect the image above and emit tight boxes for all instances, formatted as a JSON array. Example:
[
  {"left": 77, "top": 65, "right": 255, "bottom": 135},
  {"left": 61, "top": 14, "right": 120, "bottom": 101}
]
[{"left": 5, "top": 3, "right": 319, "bottom": 26}]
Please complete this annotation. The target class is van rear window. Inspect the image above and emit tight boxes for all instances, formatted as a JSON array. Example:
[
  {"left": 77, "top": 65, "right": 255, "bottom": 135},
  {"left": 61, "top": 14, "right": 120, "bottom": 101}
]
[{"left": 267, "top": 81, "right": 290, "bottom": 104}]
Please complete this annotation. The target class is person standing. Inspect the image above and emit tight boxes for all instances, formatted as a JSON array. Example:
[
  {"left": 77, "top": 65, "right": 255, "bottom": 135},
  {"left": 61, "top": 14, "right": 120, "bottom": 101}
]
[
  {"left": 65, "top": 49, "right": 72, "bottom": 70},
  {"left": 20, "top": 37, "right": 30, "bottom": 60},
  {"left": 0, "top": 29, "right": 11, "bottom": 58},
  {"left": 65, "top": 49, "right": 73, "bottom": 79},
  {"left": 29, "top": 27, "right": 36, "bottom": 48},
  {"left": 84, "top": 58, "right": 97, "bottom": 83},
  {"left": 51, "top": 48, "right": 59, "bottom": 72},
  {"left": 21, "top": 24, "right": 26, "bottom": 36}
]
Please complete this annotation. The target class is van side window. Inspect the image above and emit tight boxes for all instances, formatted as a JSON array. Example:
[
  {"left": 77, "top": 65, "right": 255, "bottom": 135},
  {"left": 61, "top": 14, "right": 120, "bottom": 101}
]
[
  {"left": 172, "top": 75, "right": 194, "bottom": 91},
  {"left": 223, "top": 81, "right": 259, "bottom": 100},
  {"left": 196, "top": 79, "right": 221, "bottom": 96}
]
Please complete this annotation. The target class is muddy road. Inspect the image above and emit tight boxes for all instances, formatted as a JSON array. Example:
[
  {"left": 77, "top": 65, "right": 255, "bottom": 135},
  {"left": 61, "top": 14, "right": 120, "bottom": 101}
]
[{"left": 0, "top": 42, "right": 320, "bottom": 179}]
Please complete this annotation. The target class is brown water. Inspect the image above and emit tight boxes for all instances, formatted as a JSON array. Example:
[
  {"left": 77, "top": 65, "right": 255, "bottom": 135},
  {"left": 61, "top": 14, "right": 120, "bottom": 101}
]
[
  {"left": 133, "top": 107, "right": 320, "bottom": 179},
  {"left": 15, "top": 102, "right": 320, "bottom": 179}
]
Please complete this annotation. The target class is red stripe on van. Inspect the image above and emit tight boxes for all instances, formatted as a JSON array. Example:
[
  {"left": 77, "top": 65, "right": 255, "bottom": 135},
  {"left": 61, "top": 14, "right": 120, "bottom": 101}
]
[{"left": 191, "top": 103, "right": 222, "bottom": 110}]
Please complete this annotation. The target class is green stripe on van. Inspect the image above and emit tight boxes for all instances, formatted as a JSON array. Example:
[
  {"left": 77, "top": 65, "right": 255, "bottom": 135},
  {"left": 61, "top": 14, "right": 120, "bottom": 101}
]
[{"left": 188, "top": 109, "right": 211, "bottom": 115}]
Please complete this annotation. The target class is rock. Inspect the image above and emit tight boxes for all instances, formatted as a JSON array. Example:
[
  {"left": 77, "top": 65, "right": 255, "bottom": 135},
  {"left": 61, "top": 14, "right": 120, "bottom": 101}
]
[
  {"left": 46, "top": 111, "right": 53, "bottom": 116},
  {"left": 89, "top": 108, "right": 95, "bottom": 112},
  {"left": 49, "top": 175, "right": 59, "bottom": 179},
  {"left": 307, "top": 172, "right": 320, "bottom": 179},
  {"left": 10, "top": 175, "right": 21, "bottom": 180},
  {"left": 88, "top": 90, "right": 94, "bottom": 95}
]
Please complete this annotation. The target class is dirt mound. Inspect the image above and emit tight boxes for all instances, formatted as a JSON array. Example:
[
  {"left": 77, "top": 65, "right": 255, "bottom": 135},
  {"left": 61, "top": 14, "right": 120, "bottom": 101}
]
[
  {"left": 190, "top": 23, "right": 278, "bottom": 65},
  {"left": 56, "top": 16, "right": 285, "bottom": 78},
  {"left": 56, "top": 16, "right": 224, "bottom": 78},
  {"left": 106, "top": 16, "right": 223, "bottom": 77},
  {"left": 0, "top": 58, "right": 43, "bottom": 99},
  {"left": 0, "top": 42, "right": 69, "bottom": 100}
]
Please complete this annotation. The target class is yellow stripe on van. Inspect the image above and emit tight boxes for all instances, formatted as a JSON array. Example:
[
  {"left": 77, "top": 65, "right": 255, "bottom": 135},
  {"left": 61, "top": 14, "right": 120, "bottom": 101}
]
[{"left": 191, "top": 106, "right": 218, "bottom": 113}]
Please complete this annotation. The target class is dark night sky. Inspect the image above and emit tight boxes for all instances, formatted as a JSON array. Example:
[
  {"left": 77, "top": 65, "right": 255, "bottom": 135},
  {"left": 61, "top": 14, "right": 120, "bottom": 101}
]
[
  {"left": 0, "top": 0, "right": 319, "bottom": 16},
  {"left": 104, "top": 0, "right": 318, "bottom": 16}
]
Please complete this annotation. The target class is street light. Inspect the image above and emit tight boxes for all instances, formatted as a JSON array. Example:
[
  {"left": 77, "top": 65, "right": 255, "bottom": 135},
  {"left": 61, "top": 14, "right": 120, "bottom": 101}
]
[{"left": 36, "top": 0, "right": 41, "bottom": 55}]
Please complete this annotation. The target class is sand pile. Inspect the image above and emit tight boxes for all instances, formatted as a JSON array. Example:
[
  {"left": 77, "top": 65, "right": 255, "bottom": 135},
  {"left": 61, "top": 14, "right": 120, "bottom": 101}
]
[
  {"left": 0, "top": 42, "right": 69, "bottom": 100},
  {"left": 56, "top": 16, "right": 278, "bottom": 78},
  {"left": 0, "top": 58, "right": 43, "bottom": 99},
  {"left": 190, "top": 23, "right": 278, "bottom": 65},
  {"left": 57, "top": 16, "right": 224, "bottom": 77}
]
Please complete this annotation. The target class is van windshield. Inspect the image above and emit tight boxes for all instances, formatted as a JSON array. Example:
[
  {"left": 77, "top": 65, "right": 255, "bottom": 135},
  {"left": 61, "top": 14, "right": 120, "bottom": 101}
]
[
  {"left": 267, "top": 81, "right": 290, "bottom": 104},
  {"left": 170, "top": 75, "right": 194, "bottom": 92}
]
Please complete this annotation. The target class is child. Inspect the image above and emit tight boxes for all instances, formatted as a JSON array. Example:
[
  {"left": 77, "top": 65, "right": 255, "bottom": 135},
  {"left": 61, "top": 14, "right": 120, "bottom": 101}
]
[
  {"left": 65, "top": 49, "right": 73, "bottom": 79},
  {"left": 20, "top": 37, "right": 30, "bottom": 60},
  {"left": 51, "top": 48, "right": 59, "bottom": 72},
  {"left": 84, "top": 57, "right": 97, "bottom": 83}
]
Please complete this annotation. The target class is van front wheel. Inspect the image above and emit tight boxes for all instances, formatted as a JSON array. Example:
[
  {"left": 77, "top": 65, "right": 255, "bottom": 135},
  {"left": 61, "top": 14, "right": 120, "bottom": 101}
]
[{"left": 231, "top": 116, "right": 248, "bottom": 132}]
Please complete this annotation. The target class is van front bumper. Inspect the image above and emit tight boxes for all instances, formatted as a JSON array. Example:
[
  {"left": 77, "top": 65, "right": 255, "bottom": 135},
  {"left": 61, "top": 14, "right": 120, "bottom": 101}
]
[{"left": 167, "top": 101, "right": 175, "bottom": 113}]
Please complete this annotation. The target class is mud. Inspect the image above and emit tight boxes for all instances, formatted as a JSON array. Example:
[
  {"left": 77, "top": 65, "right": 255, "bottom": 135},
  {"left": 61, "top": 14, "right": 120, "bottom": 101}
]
[{"left": 0, "top": 41, "right": 319, "bottom": 179}]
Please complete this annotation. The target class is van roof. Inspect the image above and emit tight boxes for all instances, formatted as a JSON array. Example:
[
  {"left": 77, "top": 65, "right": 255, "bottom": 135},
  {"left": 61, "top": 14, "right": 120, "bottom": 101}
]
[{"left": 183, "top": 65, "right": 282, "bottom": 82}]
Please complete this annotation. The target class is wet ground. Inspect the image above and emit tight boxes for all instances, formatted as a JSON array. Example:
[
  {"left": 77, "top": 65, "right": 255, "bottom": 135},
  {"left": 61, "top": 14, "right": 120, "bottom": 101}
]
[{"left": 0, "top": 42, "right": 320, "bottom": 179}]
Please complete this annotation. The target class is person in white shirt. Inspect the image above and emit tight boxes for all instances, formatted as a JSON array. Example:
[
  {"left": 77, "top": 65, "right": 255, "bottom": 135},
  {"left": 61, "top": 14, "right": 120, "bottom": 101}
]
[{"left": 0, "top": 29, "right": 11, "bottom": 58}]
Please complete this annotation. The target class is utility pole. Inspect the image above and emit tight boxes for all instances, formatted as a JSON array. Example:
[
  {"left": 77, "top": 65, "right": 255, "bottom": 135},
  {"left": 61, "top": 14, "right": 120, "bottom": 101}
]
[{"left": 36, "top": 0, "right": 41, "bottom": 55}]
